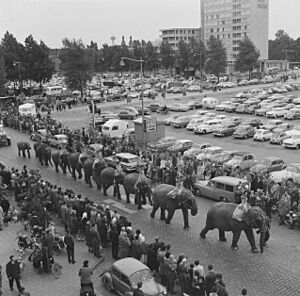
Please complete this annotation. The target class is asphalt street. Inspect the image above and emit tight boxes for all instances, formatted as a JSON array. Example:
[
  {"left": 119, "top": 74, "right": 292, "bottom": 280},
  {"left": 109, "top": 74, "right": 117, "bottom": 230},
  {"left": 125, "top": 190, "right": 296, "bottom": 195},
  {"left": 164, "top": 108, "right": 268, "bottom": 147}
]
[{"left": 0, "top": 124, "right": 300, "bottom": 296}]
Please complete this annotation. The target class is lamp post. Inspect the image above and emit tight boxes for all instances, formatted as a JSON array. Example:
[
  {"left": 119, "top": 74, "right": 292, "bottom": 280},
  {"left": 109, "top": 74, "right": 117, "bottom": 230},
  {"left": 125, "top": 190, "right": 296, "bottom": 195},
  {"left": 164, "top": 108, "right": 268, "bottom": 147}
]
[
  {"left": 13, "top": 61, "right": 22, "bottom": 93},
  {"left": 120, "top": 56, "right": 145, "bottom": 153}
]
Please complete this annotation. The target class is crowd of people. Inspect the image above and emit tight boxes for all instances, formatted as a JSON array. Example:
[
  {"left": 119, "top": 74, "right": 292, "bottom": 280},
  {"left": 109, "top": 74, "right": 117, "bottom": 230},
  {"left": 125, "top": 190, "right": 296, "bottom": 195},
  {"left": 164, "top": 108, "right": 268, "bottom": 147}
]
[{"left": 0, "top": 161, "right": 252, "bottom": 296}]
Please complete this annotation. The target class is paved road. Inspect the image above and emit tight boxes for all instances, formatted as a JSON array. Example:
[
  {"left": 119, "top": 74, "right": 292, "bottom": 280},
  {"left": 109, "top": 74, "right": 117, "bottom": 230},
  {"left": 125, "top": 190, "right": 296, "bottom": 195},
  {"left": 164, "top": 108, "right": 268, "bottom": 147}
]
[{"left": 1, "top": 128, "right": 300, "bottom": 296}]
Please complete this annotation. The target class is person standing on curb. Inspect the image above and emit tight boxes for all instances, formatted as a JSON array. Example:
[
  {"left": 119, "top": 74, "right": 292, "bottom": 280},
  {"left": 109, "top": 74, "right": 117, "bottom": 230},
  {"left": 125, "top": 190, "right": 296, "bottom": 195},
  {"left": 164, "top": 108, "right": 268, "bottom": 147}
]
[
  {"left": 79, "top": 260, "right": 94, "bottom": 294},
  {"left": 64, "top": 230, "right": 75, "bottom": 264},
  {"left": 6, "top": 255, "right": 25, "bottom": 293}
]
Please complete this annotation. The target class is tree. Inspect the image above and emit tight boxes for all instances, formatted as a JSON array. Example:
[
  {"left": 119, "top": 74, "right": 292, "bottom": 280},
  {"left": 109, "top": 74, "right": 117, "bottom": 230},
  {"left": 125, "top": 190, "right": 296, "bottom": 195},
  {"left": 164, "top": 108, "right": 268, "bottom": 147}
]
[
  {"left": 0, "top": 53, "right": 7, "bottom": 96},
  {"left": 159, "top": 41, "right": 175, "bottom": 75},
  {"left": 176, "top": 40, "right": 191, "bottom": 73},
  {"left": 205, "top": 36, "right": 227, "bottom": 81},
  {"left": 189, "top": 37, "right": 206, "bottom": 76},
  {"left": 144, "top": 41, "right": 159, "bottom": 73},
  {"left": 24, "top": 35, "right": 55, "bottom": 86},
  {"left": 269, "top": 30, "right": 294, "bottom": 61},
  {"left": 235, "top": 37, "right": 260, "bottom": 79},
  {"left": 1, "top": 31, "right": 25, "bottom": 85},
  {"left": 59, "top": 38, "right": 91, "bottom": 96}
]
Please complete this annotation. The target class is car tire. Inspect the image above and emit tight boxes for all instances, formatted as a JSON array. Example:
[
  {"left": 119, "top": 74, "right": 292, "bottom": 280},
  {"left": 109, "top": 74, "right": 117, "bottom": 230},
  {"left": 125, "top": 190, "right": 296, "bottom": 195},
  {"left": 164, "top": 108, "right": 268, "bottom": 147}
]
[{"left": 7, "top": 139, "right": 11, "bottom": 146}]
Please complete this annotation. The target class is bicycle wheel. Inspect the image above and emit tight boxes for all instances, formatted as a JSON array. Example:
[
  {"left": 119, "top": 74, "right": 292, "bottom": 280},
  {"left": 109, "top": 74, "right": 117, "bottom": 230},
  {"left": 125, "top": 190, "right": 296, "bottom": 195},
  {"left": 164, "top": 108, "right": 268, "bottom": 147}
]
[{"left": 51, "top": 262, "right": 62, "bottom": 278}]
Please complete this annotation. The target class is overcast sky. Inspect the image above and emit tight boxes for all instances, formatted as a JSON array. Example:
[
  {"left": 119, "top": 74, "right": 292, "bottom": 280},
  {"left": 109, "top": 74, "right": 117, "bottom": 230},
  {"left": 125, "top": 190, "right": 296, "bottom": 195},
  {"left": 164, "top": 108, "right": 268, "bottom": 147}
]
[{"left": 0, "top": 0, "right": 299, "bottom": 48}]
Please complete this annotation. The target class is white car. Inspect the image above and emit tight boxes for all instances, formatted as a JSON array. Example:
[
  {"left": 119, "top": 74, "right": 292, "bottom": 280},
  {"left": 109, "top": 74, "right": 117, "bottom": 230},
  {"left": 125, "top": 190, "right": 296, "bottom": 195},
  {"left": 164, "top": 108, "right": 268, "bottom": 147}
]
[
  {"left": 282, "top": 135, "right": 300, "bottom": 149},
  {"left": 186, "top": 118, "right": 206, "bottom": 130},
  {"left": 253, "top": 129, "right": 273, "bottom": 141},
  {"left": 266, "top": 108, "right": 287, "bottom": 118},
  {"left": 194, "top": 119, "right": 220, "bottom": 134},
  {"left": 215, "top": 101, "right": 232, "bottom": 111},
  {"left": 47, "top": 134, "right": 68, "bottom": 148},
  {"left": 197, "top": 146, "right": 224, "bottom": 161}
]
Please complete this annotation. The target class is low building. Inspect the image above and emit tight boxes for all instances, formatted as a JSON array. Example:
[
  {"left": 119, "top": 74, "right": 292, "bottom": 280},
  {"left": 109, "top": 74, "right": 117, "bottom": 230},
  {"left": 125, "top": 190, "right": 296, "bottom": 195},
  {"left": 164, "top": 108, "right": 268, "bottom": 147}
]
[{"left": 160, "top": 27, "right": 201, "bottom": 51}]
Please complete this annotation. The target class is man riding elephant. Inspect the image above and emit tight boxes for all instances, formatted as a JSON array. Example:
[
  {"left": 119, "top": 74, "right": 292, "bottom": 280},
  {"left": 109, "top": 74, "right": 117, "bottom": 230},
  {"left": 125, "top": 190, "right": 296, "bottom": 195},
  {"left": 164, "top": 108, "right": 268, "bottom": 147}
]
[
  {"left": 150, "top": 176, "right": 198, "bottom": 229},
  {"left": 52, "top": 150, "right": 70, "bottom": 174},
  {"left": 17, "top": 141, "right": 31, "bottom": 158},
  {"left": 33, "top": 142, "right": 52, "bottom": 166},
  {"left": 200, "top": 201, "right": 270, "bottom": 253}
]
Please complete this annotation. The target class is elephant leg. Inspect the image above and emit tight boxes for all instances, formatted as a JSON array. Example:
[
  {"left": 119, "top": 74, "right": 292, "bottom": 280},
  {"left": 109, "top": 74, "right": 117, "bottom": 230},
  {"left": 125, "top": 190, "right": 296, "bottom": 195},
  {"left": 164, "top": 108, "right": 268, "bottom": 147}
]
[
  {"left": 18, "top": 149, "right": 21, "bottom": 157},
  {"left": 62, "top": 164, "right": 67, "bottom": 174},
  {"left": 231, "top": 230, "right": 242, "bottom": 250},
  {"left": 55, "top": 164, "right": 59, "bottom": 173},
  {"left": 103, "top": 185, "right": 107, "bottom": 196},
  {"left": 244, "top": 228, "right": 258, "bottom": 253},
  {"left": 200, "top": 216, "right": 216, "bottom": 239},
  {"left": 160, "top": 208, "right": 166, "bottom": 221},
  {"left": 147, "top": 193, "right": 152, "bottom": 206},
  {"left": 182, "top": 208, "right": 190, "bottom": 230},
  {"left": 114, "top": 184, "right": 121, "bottom": 200},
  {"left": 218, "top": 229, "right": 226, "bottom": 242},
  {"left": 150, "top": 205, "right": 159, "bottom": 219},
  {"left": 22, "top": 149, "right": 26, "bottom": 157},
  {"left": 165, "top": 209, "right": 175, "bottom": 225},
  {"left": 88, "top": 176, "right": 93, "bottom": 188},
  {"left": 27, "top": 150, "right": 31, "bottom": 159},
  {"left": 126, "top": 191, "right": 131, "bottom": 203}
]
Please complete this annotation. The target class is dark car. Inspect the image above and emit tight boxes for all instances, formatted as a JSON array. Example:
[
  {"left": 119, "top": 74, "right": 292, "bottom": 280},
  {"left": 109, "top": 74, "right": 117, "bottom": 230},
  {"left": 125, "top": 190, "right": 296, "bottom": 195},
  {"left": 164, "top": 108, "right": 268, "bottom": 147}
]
[
  {"left": 187, "top": 100, "right": 202, "bottom": 110},
  {"left": 102, "top": 258, "right": 166, "bottom": 296},
  {"left": 106, "top": 94, "right": 124, "bottom": 102},
  {"left": 241, "top": 118, "right": 262, "bottom": 128},
  {"left": 136, "top": 106, "right": 151, "bottom": 115},
  {"left": 233, "top": 125, "right": 256, "bottom": 139},
  {"left": 250, "top": 156, "right": 286, "bottom": 174},
  {"left": 148, "top": 103, "right": 161, "bottom": 112},
  {"left": 117, "top": 110, "right": 137, "bottom": 120},
  {"left": 213, "top": 123, "right": 237, "bottom": 137}
]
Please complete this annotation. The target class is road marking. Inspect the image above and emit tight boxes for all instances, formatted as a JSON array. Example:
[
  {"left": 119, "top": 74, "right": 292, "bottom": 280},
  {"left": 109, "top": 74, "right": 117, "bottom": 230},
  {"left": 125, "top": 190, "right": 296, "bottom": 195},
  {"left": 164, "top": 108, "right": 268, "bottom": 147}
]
[{"left": 104, "top": 195, "right": 152, "bottom": 214}]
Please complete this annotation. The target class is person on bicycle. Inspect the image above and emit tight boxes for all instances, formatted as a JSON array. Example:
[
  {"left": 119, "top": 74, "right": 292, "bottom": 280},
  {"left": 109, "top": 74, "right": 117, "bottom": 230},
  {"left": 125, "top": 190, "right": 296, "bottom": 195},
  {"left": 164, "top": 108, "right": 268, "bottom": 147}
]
[{"left": 79, "top": 260, "right": 94, "bottom": 293}]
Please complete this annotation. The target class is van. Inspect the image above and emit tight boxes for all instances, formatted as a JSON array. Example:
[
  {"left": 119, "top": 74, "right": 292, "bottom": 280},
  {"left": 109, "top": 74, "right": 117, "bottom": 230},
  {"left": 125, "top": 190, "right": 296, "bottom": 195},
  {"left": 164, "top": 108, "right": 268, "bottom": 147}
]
[
  {"left": 194, "top": 176, "right": 249, "bottom": 202},
  {"left": 202, "top": 97, "right": 219, "bottom": 109},
  {"left": 102, "top": 119, "right": 129, "bottom": 138}
]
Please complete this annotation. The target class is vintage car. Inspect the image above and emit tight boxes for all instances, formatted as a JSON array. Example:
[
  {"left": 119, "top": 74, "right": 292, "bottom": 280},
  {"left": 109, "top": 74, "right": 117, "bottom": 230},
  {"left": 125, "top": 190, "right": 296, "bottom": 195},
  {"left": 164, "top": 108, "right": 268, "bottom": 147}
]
[
  {"left": 147, "top": 136, "right": 177, "bottom": 151},
  {"left": 183, "top": 143, "right": 212, "bottom": 159},
  {"left": 167, "top": 139, "right": 194, "bottom": 153},
  {"left": 250, "top": 156, "right": 286, "bottom": 175},
  {"left": 117, "top": 110, "right": 137, "bottom": 120},
  {"left": 270, "top": 162, "right": 300, "bottom": 184},
  {"left": 253, "top": 129, "right": 273, "bottom": 141},
  {"left": 233, "top": 125, "right": 255, "bottom": 139},
  {"left": 163, "top": 114, "right": 180, "bottom": 126},
  {"left": 196, "top": 146, "right": 224, "bottom": 162},
  {"left": 30, "top": 129, "right": 49, "bottom": 142},
  {"left": 213, "top": 122, "right": 237, "bottom": 137},
  {"left": 266, "top": 107, "right": 287, "bottom": 118},
  {"left": 186, "top": 118, "right": 206, "bottom": 131},
  {"left": 105, "top": 153, "right": 143, "bottom": 172},
  {"left": 168, "top": 103, "right": 189, "bottom": 112},
  {"left": 85, "top": 143, "right": 104, "bottom": 158},
  {"left": 262, "top": 119, "right": 283, "bottom": 131},
  {"left": 186, "top": 100, "right": 202, "bottom": 110},
  {"left": 284, "top": 109, "right": 300, "bottom": 120},
  {"left": 193, "top": 176, "right": 249, "bottom": 202},
  {"left": 240, "top": 118, "right": 261, "bottom": 128},
  {"left": 47, "top": 134, "right": 68, "bottom": 149},
  {"left": 223, "top": 151, "right": 255, "bottom": 171},
  {"left": 194, "top": 119, "right": 220, "bottom": 134},
  {"left": 102, "top": 258, "right": 166, "bottom": 296}
]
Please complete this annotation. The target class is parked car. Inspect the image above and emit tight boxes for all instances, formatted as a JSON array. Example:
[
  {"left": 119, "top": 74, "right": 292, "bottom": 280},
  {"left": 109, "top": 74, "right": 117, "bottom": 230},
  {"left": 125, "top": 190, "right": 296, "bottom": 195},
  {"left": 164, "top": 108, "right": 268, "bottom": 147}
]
[
  {"left": 167, "top": 139, "right": 194, "bottom": 153},
  {"left": 117, "top": 110, "right": 137, "bottom": 120},
  {"left": 136, "top": 106, "right": 151, "bottom": 115},
  {"left": 194, "top": 119, "right": 220, "bottom": 134},
  {"left": 168, "top": 103, "right": 189, "bottom": 112},
  {"left": 186, "top": 118, "right": 206, "bottom": 130},
  {"left": 148, "top": 103, "right": 162, "bottom": 112},
  {"left": 215, "top": 101, "right": 232, "bottom": 111},
  {"left": 186, "top": 100, "right": 202, "bottom": 110},
  {"left": 30, "top": 129, "right": 49, "bottom": 142},
  {"left": 170, "top": 116, "right": 194, "bottom": 128},
  {"left": 147, "top": 136, "right": 178, "bottom": 151},
  {"left": 224, "top": 102, "right": 238, "bottom": 113},
  {"left": 282, "top": 134, "right": 300, "bottom": 149},
  {"left": 284, "top": 109, "right": 300, "bottom": 120},
  {"left": 183, "top": 143, "right": 212, "bottom": 159},
  {"left": 266, "top": 107, "right": 287, "bottom": 118},
  {"left": 213, "top": 123, "right": 237, "bottom": 137},
  {"left": 102, "top": 258, "right": 166, "bottom": 296},
  {"left": 253, "top": 129, "right": 273, "bottom": 141},
  {"left": 223, "top": 151, "right": 255, "bottom": 171},
  {"left": 164, "top": 114, "right": 180, "bottom": 125},
  {"left": 241, "top": 118, "right": 261, "bottom": 128},
  {"left": 250, "top": 156, "right": 285, "bottom": 175},
  {"left": 270, "top": 129, "right": 298, "bottom": 145},
  {"left": 270, "top": 162, "right": 300, "bottom": 184},
  {"left": 47, "top": 134, "right": 68, "bottom": 148},
  {"left": 262, "top": 119, "right": 283, "bottom": 131},
  {"left": 196, "top": 146, "right": 224, "bottom": 162},
  {"left": 255, "top": 106, "right": 274, "bottom": 116},
  {"left": 236, "top": 104, "right": 250, "bottom": 114},
  {"left": 105, "top": 153, "right": 143, "bottom": 172},
  {"left": 193, "top": 176, "right": 249, "bottom": 202},
  {"left": 233, "top": 125, "right": 255, "bottom": 139},
  {"left": 85, "top": 143, "right": 104, "bottom": 158},
  {"left": 0, "top": 126, "right": 11, "bottom": 146}
]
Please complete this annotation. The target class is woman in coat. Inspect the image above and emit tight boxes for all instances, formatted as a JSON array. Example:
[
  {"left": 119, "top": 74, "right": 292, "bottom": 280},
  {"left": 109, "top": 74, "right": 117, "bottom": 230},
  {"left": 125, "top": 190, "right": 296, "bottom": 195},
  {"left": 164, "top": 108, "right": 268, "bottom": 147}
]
[{"left": 118, "top": 228, "right": 130, "bottom": 259}]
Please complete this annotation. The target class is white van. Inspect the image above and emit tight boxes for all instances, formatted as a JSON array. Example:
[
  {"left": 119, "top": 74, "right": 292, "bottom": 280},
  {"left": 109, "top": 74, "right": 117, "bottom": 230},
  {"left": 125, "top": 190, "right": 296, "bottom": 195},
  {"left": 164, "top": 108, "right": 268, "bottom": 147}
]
[
  {"left": 102, "top": 119, "right": 129, "bottom": 138},
  {"left": 202, "top": 97, "right": 219, "bottom": 109}
]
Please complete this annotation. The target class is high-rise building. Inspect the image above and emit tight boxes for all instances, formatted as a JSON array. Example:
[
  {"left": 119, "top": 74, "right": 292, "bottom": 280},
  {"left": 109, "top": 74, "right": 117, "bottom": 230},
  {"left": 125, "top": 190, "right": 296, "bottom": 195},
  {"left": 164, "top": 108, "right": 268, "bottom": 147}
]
[
  {"left": 201, "top": 0, "right": 269, "bottom": 67},
  {"left": 160, "top": 27, "right": 201, "bottom": 51}
]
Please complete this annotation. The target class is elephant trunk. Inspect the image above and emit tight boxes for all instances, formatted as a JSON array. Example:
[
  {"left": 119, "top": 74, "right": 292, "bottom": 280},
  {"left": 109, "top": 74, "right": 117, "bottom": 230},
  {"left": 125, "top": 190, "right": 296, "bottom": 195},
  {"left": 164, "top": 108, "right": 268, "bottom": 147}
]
[{"left": 191, "top": 207, "right": 198, "bottom": 216}]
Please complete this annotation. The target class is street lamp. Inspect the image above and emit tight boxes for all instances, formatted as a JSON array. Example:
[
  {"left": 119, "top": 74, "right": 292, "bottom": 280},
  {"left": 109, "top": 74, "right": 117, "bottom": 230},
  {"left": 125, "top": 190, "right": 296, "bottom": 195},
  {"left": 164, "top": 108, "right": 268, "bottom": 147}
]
[
  {"left": 13, "top": 61, "right": 22, "bottom": 93},
  {"left": 120, "top": 56, "right": 145, "bottom": 153}
]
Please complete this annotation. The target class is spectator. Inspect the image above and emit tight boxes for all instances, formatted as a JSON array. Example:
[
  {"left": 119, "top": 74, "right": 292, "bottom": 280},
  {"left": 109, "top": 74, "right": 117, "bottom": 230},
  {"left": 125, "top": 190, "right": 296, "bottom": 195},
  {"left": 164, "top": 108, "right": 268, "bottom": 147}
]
[
  {"left": 204, "top": 264, "right": 217, "bottom": 296},
  {"left": 64, "top": 230, "right": 75, "bottom": 264},
  {"left": 6, "top": 255, "right": 25, "bottom": 292}
]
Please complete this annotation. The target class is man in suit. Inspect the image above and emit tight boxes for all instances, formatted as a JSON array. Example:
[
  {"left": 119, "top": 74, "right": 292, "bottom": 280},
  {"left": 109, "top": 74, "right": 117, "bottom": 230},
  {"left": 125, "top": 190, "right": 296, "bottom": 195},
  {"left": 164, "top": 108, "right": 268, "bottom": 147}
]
[
  {"left": 204, "top": 264, "right": 217, "bottom": 296},
  {"left": 6, "top": 255, "right": 24, "bottom": 292}
]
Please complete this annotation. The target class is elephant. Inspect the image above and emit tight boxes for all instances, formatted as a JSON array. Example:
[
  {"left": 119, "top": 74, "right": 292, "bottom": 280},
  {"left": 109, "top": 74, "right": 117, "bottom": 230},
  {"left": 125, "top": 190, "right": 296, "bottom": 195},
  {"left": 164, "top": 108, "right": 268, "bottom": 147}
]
[
  {"left": 80, "top": 155, "right": 95, "bottom": 188},
  {"left": 200, "top": 202, "right": 270, "bottom": 253},
  {"left": 92, "top": 158, "right": 108, "bottom": 190},
  {"left": 17, "top": 141, "right": 31, "bottom": 158},
  {"left": 123, "top": 173, "right": 152, "bottom": 205},
  {"left": 99, "top": 167, "right": 125, "bottom": 197},
  {"left": 52, "top": 151, "right": 70, "bottom": 174},
  {"left": 150, "top": 184, "right": 198, "bottom": 230},
  {"left": 33, "top": 142, "right": 52, "bottom": 166},
  {"left": 68, "top": 152, "right": 83, "bottom": 180}
]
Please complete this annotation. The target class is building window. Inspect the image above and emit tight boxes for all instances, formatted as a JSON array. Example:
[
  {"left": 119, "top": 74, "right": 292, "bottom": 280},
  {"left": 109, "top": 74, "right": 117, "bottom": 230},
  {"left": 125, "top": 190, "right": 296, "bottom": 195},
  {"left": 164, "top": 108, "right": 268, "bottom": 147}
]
[
  {"left": 211, "top": 28, "right": 214, "bottom": 33},
  {"left": 217, "top": 28, "right": 219, "bottom": 32},
  {"left": 245, "top": 25, "right": 248, "bottom": 30},
  {"left": 192, "top": 30, "right": 195, "bottom": 34},
  {"left": 228, "top": 34, "right": 231, "bottom": 38},
  {"left": 222, "top": 21, "right": 225, "bottom": 25}
]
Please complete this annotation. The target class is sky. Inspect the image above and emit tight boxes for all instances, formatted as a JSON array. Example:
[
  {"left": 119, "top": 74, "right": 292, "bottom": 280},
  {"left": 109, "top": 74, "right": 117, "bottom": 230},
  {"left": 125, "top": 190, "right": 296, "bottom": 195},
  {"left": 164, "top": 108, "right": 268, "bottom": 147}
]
[{"left": 0, "top": 0, "right": 299, "bottom": 48}]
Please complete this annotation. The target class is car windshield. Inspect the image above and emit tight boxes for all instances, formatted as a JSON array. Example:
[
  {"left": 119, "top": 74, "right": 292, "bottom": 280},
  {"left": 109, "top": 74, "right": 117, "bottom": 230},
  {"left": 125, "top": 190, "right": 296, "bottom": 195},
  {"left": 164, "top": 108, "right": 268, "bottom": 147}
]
[
  {"left": 130, "top": 269, "right": 152, "bottom": 285},
  {"left": 286, "top": 165, "right": 300, "bottom": 174},
  {"left": 260, "top": 159, "right": 272, "bottom": 166},
  {"left": 126, "top": 157, "right": 139, "bottom": 163}
]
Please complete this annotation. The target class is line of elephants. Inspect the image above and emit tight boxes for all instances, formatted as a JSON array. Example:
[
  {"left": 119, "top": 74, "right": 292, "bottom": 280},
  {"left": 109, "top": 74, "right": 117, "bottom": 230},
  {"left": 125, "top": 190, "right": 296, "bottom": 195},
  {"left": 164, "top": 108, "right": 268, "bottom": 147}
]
[{"left": 16, "top": 141, "right": 270, "bottom": 253}]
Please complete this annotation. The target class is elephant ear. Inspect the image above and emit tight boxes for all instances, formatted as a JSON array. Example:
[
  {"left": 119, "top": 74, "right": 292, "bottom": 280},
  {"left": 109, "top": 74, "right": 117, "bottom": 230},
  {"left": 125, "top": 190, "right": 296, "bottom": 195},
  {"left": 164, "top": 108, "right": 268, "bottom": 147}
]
[{"left": 243, "top": 206, "right": 265, "bottom": 228}]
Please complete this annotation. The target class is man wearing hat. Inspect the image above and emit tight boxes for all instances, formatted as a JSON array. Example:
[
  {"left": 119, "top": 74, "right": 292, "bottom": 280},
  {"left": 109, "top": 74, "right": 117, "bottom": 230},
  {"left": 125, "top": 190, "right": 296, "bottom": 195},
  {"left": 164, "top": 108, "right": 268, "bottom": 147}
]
[{"left": 133, "top": 282, "right": 144, "bottom": 296}]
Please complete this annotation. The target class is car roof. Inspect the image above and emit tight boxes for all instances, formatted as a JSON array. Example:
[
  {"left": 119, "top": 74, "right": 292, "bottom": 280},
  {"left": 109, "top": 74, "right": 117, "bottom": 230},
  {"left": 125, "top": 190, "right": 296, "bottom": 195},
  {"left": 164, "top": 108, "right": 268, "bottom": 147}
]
[
  {"left": 88, "top": 143, "right": 103, "bottom": 149},
  {"left": 232, "top": 151, "right": 249, "bottom": 156},
  {"left": 261, "top": 156, "right": 282, "bottom": 161},
  {"left": 112, "top": 258, "right": 149, "bottom": 275},
  {"left": 175, "top": 139, "right": 193, "bottom": 144},
  {"left": 212, "top": 176, "right": 249, "bottom": 186},
  {"left": 117, "top": 153, "right": 138, "bottom": 159}
]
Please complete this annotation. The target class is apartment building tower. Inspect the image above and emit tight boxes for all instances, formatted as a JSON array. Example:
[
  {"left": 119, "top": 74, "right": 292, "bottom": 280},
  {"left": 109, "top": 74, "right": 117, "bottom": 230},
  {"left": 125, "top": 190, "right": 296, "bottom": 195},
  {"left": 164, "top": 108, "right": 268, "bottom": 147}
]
[
  {"left": 160, "top": 27, "right": 201, "bottom": 51},
  {"left": 201, "top": 0, "right": 269, "bottom": 67}
]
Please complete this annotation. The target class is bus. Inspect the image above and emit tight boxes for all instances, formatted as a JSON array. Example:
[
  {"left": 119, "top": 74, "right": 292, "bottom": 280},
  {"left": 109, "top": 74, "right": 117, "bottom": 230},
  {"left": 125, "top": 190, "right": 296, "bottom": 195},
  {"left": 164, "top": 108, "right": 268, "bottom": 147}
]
[{"left": 45, "top": 86, "right": 63, "bottom": 96}]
